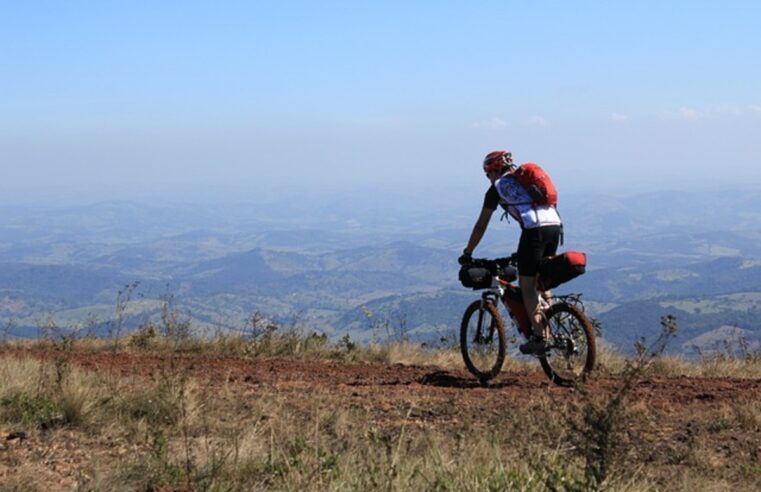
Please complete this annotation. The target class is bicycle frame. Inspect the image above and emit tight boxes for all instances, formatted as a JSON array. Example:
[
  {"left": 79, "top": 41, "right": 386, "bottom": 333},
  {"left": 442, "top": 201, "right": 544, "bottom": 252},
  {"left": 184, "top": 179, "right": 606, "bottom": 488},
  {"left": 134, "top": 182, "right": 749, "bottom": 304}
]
[
  {"left": 462, "top": 256, "right": 595, "bottom": 385},
  {"left": 480, "top": 275, "right": 535, "bottom": 339}
]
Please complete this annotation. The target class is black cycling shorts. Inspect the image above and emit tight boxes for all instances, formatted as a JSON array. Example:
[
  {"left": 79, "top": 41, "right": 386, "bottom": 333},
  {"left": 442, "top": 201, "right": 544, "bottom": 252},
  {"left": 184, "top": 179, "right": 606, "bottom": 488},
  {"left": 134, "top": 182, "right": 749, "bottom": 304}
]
[{"left": 516, "top": 225, "right": 561, "bottom": 277}]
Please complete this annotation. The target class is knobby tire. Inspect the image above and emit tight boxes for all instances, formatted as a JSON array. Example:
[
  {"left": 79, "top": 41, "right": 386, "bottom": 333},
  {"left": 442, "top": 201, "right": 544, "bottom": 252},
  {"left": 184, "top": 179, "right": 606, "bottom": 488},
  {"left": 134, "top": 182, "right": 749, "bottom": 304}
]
[
  {"left": 460, "top": 300, "right": 506, "bottom": 384},
  {"left": 539, "top": 301, "right": 596, "bottom": 386}
]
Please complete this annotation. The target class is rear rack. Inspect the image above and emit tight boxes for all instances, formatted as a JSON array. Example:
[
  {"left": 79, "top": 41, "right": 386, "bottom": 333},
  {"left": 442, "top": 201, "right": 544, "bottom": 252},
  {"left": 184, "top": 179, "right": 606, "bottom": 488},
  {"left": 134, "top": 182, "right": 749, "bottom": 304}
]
[{"left": 550, "top": 293, "right": 584, "bottom": 311}]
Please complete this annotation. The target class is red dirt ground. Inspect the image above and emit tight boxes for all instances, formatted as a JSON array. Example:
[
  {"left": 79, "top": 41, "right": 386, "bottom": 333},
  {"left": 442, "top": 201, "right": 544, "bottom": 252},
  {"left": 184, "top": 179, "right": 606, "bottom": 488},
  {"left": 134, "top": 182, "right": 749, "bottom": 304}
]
[
  {"left": 9, "top": 348, "right": 761, "bottom": 408},
  {"left": 3, "top": 348, "right": 761, "bottom": 489}
]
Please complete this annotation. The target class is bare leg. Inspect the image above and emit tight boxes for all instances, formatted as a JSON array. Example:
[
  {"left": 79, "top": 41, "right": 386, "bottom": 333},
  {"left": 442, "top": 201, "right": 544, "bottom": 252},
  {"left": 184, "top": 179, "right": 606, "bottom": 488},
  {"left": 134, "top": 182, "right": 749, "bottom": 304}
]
[{"left": 519, "top": 275, "right": 547, "bottom": 338}]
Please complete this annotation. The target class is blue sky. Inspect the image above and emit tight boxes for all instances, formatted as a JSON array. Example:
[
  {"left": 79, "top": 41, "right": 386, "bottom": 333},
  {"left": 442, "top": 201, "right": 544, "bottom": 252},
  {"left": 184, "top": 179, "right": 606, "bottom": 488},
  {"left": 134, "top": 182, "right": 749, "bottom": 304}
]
[{"left": 2, "top": 1, "right": 760, "bottom": 200}]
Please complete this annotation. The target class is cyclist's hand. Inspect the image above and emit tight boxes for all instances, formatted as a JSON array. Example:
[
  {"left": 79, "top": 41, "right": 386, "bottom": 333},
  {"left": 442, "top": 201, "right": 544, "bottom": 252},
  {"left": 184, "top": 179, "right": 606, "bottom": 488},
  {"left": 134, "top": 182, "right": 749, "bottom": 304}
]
[{"left": 458, "top": 250, "right": 473, "bottom": 266}]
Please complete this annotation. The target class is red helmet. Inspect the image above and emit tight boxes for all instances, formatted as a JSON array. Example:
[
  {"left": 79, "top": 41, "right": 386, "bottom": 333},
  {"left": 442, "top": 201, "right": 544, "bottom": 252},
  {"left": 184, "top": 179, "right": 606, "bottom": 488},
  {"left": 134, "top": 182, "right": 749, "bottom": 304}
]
[{"left": 482, "top": 150, "right": 514, "bottom": 174}]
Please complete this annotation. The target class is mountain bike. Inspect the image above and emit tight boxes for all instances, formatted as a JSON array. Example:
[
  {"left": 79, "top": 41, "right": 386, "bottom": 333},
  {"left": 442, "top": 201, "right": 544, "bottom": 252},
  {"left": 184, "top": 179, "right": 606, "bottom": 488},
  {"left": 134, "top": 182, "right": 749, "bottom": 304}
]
[{"left": 458, "top": 254, "right": 595, "bottom": 386}]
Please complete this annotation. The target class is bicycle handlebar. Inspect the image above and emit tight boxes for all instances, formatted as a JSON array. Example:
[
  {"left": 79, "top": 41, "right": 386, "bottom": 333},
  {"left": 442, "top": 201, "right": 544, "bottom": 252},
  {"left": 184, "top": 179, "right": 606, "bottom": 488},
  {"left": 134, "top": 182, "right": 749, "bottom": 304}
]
[
  {"left": 468, "top": 254, "right": 517, "bottom": 269},
  {"left": 465, "top": 254, "right": 518, "bottom": 279}
]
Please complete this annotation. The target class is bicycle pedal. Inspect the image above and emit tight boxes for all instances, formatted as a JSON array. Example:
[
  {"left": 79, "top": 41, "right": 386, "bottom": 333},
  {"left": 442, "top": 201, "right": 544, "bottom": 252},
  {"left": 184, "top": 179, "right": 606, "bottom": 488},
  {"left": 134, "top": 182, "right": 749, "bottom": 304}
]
[{"left": 525, "top": 348, "right": 551, "bottom": 359}]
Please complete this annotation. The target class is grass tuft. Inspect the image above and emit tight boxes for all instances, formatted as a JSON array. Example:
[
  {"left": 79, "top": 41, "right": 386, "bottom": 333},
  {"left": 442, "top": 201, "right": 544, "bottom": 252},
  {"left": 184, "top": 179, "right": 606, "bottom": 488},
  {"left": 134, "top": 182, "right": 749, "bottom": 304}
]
[{"left": 2, "top": 312, "right": 761, "bottom": 490}]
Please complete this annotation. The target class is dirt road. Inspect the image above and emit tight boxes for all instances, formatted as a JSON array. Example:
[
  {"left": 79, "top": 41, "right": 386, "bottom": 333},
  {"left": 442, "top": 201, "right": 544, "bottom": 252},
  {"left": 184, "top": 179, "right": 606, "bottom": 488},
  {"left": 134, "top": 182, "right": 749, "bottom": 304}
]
[
  {"left": 13, "top": 349, "right": 761, "bottom": 409},
  {"left": 3, "top": 348, "right": 761, "bottom": 489}
]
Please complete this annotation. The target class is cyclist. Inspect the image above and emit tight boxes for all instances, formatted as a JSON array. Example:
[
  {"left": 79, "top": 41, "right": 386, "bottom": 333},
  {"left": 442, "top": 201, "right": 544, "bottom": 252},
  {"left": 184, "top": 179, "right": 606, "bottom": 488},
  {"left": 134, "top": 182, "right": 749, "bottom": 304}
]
[{"left": 459, "top": 150, "right": 562, "bottom": 355}]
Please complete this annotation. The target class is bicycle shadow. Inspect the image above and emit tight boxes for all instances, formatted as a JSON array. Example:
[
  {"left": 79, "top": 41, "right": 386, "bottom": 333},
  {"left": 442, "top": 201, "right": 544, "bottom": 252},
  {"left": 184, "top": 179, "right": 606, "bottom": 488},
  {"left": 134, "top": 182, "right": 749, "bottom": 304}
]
[{"left": 418, "top": 370, "right": 520, "bottom": 389}]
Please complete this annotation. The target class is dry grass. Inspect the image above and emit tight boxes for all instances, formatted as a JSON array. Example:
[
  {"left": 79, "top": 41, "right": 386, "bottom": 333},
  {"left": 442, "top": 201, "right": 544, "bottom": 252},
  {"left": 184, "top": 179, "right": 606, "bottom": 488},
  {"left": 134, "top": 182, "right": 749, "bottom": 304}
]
[
  {"left": 16, "top": 310, "right": 761, "bottom": 380},
  {"left": 1, "top": 351, "right": 563, "bottom": 490},
  {"left": 2, "top": 325, "right": 761, "bottom": 490},
  {"left": 595, "top": 344, "right": 761, "bottom": 379}
]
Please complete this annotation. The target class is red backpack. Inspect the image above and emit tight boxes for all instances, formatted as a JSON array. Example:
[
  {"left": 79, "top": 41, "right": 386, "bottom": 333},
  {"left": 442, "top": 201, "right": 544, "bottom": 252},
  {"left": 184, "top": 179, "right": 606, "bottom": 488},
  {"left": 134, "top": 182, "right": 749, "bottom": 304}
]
[{"left": 512, "top": 163, "right": 558, "bottom": 207}]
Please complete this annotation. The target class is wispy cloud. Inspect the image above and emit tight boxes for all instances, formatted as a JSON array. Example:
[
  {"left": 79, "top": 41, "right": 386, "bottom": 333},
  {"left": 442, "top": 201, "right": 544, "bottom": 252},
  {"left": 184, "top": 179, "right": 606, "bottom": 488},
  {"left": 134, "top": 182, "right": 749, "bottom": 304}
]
[
  {"left": 661, "top": 107, "right": 703, "bottom": 120},
  {"left": 525, "top": 115, "right": 548, "bottom": 127},
  {"left": 678, "top": 107, "right": 701, "bottom": 120},
  {"left": 610, "top": 112, "right": 629, "bottom": 122},
  {"left": 471, "top": 117, "right": 508, "bottom": 130},
  {"left": 660, "top": 104, "right": 761, "bottom": 120},
  {"left": 716, "top": 104, "right": 744, "bottom": 116}
]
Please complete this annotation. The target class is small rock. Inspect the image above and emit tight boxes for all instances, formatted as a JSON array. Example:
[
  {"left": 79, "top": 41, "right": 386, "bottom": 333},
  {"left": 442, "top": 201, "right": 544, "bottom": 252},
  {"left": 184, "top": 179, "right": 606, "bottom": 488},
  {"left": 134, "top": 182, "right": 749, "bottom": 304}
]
[{"left": 6, "top": 431, "right": 27, "bottom": 442}]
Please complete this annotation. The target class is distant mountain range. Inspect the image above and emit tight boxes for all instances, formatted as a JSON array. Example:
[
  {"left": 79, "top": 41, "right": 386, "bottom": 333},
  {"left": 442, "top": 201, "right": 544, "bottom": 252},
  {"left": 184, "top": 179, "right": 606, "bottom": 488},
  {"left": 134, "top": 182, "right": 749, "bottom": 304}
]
[{"left": 2, "top": 187, "right": 761, "bottom": 354}]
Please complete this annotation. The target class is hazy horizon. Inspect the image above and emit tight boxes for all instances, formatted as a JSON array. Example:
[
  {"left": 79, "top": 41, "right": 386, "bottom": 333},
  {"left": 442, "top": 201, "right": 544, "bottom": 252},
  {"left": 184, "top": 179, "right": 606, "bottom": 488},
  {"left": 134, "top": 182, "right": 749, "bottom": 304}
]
[
  {"left": 3, "top": 179, "right": 761, "bottom": 209},
  {"left": 2, "top": 2, "right": 760, "bottom": 201}
]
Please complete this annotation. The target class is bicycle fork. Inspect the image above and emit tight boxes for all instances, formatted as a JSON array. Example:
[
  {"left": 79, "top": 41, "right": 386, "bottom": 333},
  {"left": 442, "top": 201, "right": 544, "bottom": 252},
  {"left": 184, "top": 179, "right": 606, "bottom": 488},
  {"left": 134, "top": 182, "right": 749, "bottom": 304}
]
[{"left": 476, "top": 292, "right": 500, "bottom": 344}]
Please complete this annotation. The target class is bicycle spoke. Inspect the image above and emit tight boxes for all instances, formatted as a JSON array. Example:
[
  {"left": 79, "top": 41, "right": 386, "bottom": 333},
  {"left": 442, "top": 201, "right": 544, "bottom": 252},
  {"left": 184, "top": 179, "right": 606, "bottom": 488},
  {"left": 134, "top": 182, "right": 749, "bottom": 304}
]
[
  {"left": 460, "top": 300, "right": 506, "bottom": 381},
  {"left": 540, "top": 301, "right": 595, "bottom": 385}
]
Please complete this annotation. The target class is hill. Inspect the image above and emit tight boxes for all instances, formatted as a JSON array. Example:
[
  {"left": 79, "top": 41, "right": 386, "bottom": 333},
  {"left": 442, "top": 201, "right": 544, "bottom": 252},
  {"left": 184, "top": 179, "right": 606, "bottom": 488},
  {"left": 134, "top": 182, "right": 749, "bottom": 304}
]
[
  {"left": 2, "top": 187, "right": 761, "bottom": 353},
  {"left": 2, "top": 342, "right": 761, "bottom": 489}
]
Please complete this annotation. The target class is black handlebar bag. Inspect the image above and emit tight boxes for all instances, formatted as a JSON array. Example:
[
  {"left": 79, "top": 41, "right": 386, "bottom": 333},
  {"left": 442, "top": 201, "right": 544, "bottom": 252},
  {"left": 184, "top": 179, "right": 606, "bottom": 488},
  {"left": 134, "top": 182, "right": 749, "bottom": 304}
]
[{"left": 459, "top": 265, "right": 492, "bottom": 289}]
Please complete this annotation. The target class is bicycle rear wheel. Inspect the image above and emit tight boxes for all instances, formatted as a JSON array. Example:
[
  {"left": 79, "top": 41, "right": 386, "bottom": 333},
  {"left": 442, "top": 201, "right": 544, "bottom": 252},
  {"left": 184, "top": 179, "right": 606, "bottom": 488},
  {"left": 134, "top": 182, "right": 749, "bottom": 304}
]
[
  {"left": 539, "top": 301, "right": 596, "bottom": 386},
  {"left": 460, "top": 300, "right": 506, "bottom": 383}
]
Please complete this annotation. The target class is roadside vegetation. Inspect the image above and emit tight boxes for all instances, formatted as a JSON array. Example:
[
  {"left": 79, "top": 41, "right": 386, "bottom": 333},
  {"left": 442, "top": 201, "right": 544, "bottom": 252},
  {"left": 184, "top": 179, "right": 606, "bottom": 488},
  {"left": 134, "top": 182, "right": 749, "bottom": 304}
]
[{"left": 1, "top": 311, "right": 760, "bottom": 490}]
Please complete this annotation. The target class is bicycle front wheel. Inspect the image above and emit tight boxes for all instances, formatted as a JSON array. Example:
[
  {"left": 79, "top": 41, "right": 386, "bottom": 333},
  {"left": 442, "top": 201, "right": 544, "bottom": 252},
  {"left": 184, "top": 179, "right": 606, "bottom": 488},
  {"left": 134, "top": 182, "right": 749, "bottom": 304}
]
[
  {"left": 460, "top": 299, "right": 506, "bottom": 383},
  {"left": 539, "top": 301, "right": 596, "bottom": 386}
]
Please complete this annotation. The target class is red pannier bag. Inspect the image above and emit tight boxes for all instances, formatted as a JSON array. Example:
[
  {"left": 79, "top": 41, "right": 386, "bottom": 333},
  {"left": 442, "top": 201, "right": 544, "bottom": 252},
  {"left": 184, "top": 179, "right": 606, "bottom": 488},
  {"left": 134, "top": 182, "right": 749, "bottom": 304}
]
[{"left": 537, "top": 251, "right": 586, "bottom": 291}]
